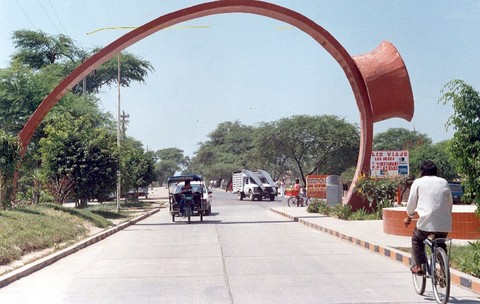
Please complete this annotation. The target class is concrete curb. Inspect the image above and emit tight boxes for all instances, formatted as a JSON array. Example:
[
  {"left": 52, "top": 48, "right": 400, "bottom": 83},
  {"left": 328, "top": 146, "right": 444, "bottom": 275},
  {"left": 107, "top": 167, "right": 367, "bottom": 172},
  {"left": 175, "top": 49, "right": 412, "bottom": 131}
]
[
  {"left": 270, "top": 208, "right": 480, "bottom": 295},
  {"left": 0, "top": 208, "right": 160, "bottom": 288}
]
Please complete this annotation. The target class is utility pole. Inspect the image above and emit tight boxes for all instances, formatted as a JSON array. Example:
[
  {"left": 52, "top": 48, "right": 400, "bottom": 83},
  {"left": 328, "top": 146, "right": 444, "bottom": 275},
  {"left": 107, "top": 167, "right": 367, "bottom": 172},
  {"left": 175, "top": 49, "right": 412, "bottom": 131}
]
[
  {"left": 116, "top": 52, "right": 121, "bottom": 212},
  {"left": 120, "top": 111, "right": 130, "bottom": 140}
]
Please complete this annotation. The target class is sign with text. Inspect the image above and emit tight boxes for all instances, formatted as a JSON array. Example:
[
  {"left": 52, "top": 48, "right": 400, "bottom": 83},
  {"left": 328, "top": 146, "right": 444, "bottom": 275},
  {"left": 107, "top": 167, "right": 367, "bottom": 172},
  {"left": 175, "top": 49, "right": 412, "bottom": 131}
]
[
  {"left": 306, "top": 175, "right": 327, "bottom": 198},
  {"left": 370, "top": 150, "right": 409, "bottom": 177}
]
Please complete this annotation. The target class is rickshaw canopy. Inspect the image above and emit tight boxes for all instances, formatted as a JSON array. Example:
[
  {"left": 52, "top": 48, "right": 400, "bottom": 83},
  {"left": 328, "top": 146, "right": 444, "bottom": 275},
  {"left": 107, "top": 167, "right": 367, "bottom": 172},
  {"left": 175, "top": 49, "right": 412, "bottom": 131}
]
[{"left": 167, "top": 174, "right": 203, "bottom": 185}]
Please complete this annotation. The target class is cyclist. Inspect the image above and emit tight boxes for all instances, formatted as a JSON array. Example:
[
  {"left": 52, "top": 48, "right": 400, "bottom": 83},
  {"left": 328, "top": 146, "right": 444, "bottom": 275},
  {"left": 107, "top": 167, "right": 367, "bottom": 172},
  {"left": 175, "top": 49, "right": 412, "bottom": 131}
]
[
  {"left": 293, "top": 178, "right": 302, "bottom": 206},
  {"left": 178, "top": 179, "right": 193, "bottom": 216},
  {"left": 403, "top": 160, "right": 453, "bottom": 275}
]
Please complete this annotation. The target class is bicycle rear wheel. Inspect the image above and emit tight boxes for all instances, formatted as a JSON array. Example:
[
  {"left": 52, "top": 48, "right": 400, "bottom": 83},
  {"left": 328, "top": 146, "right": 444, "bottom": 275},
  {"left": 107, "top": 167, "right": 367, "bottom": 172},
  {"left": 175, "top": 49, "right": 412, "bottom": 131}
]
[
  {"left": 304, "top": 197, "right": 312, "bottom": 206},
  {"left": 185, "top": 205, "right": 192, "bottom": 224},
  {"left": 432, "top": 248, "right": 450, "bottom": 304},
  {"left": 287, "top": 196, "right": 297, "bottom": 207}
]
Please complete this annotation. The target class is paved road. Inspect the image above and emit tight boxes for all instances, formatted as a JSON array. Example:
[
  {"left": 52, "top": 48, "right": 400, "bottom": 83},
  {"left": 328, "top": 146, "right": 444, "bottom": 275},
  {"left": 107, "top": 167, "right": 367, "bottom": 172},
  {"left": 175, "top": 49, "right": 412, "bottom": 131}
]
[{"left": 0, "top": 190, "right": 478, "bottom": 303}]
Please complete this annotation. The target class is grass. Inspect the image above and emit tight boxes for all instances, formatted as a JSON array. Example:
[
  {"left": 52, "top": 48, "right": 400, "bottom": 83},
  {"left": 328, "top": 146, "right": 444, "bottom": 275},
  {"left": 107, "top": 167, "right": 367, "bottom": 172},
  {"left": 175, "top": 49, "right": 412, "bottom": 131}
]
[
  {"left": 0, "top": 206, "right": 88, "bottom": 265},
  {"left": 396, "top": 243, "right": 480, "bottom": 278},
  {"left": 0, "top": 201, "right": 156, "bottom": 267}
]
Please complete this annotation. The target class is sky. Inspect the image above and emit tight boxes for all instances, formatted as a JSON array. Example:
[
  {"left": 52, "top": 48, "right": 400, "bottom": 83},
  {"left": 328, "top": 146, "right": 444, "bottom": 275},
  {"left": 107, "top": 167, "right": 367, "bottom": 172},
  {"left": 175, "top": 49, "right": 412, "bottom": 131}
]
[{"left": 1, "top": 1, "right": 480, "bottom": 157}]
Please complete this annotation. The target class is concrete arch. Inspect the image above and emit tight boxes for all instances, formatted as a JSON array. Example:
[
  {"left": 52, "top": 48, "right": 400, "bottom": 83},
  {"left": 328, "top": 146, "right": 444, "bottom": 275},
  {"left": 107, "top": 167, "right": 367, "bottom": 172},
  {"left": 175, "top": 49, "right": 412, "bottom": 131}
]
[{"left": 18, "top": 1, "right": 413, "bottom": 209}]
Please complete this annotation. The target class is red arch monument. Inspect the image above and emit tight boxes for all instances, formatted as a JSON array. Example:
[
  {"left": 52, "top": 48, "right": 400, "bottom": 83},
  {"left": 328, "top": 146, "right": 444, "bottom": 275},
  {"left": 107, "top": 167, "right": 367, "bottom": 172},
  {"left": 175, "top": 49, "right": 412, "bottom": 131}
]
[{"left": 17, "top": 0, "right": 414, "bottom": 209}]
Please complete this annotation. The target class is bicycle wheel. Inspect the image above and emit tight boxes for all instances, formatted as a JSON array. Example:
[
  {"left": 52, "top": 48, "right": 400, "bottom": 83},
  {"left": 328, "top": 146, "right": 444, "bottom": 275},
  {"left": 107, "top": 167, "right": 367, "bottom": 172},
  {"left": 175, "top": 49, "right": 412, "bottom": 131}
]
[
  {"left": 185, "top": 205, "right": 192, "bottom": 224},
  {"left": 412, "top": 263, "right": 426, "bottom": 295},
  {"left": 432, "top": 248, "right": 450, "bottom": 304},
  {"left": 287, "top": 196, "right": 297, "bottom": 207},
  {"left": 304, "top": 197, "right": 312, "bottom": 206}
]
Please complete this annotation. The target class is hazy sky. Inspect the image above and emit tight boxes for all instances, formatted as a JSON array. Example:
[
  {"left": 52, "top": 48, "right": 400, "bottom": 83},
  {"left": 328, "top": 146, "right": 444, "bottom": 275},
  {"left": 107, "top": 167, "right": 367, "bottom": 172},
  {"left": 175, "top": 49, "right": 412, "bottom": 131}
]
[{"left": 1, "top": 1, "right": 479, "bottom": 157}]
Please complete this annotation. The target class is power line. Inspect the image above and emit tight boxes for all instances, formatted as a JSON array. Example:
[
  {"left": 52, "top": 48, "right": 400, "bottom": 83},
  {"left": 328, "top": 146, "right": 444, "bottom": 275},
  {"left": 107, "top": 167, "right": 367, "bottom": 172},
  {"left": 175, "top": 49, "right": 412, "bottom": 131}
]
[
  {"left": 38, "top": 0, "right": 60, "bottom": 34},
  {"left": 15, "top": 0, "right": 37, "bottom": 30},
  {"left": 47, "top": 0, "right": 67, "bottom": 35}
]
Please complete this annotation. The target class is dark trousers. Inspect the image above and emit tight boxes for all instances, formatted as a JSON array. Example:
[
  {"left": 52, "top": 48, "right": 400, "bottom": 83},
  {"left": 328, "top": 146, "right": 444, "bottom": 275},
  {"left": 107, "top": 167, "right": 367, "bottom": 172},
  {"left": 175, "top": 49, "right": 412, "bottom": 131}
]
[{"left": 411, "top": 228, "right": 448, "bottom": 265}]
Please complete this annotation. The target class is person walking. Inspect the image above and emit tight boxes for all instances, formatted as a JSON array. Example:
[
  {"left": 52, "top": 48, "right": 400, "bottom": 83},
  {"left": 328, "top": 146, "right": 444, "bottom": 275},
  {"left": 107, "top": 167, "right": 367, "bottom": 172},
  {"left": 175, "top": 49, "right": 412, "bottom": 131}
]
[
  {"left": 403, "top": 160, "right": 453, "bottom": 275},
  {"left": 279, "top": 179, "right": 285, "bottom": 197}
]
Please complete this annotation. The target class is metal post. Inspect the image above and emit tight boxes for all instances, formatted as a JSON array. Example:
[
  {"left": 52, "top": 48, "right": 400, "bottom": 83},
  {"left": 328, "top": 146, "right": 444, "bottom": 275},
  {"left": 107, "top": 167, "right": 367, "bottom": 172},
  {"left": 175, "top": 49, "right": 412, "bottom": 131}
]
[{"left": 116, "top": 52, "right": 121, "bottom": 212}]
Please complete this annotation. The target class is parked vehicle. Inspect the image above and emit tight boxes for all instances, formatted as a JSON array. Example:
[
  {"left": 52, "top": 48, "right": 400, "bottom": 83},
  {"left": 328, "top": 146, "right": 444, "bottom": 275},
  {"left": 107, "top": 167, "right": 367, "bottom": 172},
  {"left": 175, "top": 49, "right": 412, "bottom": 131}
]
[
  {"left": 232, "top": 169, "right": 276, "bottom": 201},
  {"left": 448, "top": 183, "right": 464, "bottom": 204},
  {"left": 125, "top": 187, "right": 149, "bottom": 199},
  {"left": 106, "top": 187, "right": 149, "bottom": 201},
  {"left": 167, "top": 174, "right": 212, "bottom": 223}
]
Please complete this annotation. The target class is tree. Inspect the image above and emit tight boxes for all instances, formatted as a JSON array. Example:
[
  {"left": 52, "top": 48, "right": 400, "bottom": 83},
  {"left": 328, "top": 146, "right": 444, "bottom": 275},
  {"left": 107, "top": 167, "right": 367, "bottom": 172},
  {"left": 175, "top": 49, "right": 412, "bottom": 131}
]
[
  {"left": 254, "top": 115, "right": 359, "bottom": 186},
  {"left": 11, "top": 30, "right": 81, "bottom": 69},
  {"left": 3, "top": 29, "right": 152, "bottom": 203},
  {"left": 0, "top": 129, "right": 21, "bottom": 208},
  {"left": 440, "top": 79, "right": 480, "bottom": 208},
  {"left": 120, "top": 138, "right": 156, "bottom": 200},
  {"left": 11, "top": 30, "right": 154, "bottom": 95},
  {"left": 373, "top": 128, "right": 431, "bottom": 151},
  {"left": 188, "top": 121, "right": 255, "bottom": 182},
  {"left": 155, "top": 147, "right": 189, "bottom": 185},
  {"left": 409, "top": 141, "right": 458, "bottom": 181},
  {"left": 39, "top": 113, "right": 118, "bottom": 207}
]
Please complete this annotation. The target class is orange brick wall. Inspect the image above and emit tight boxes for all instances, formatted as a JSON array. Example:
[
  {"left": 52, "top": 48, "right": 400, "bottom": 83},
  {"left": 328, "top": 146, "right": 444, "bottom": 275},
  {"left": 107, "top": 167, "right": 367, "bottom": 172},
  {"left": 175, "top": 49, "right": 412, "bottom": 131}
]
[{"left": 383, "top": 208, "right": 480, "bottom": 239}]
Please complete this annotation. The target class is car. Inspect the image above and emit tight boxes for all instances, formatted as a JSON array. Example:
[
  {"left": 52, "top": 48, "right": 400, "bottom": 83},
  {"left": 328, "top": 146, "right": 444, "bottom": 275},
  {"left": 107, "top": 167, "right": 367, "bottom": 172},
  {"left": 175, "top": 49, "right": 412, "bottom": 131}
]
[
  {"left": 173, "top": 180, "right": 212, "bottom": 215},
  {"left": 449, "top": 183, "right": 464, "bottom": 204}
]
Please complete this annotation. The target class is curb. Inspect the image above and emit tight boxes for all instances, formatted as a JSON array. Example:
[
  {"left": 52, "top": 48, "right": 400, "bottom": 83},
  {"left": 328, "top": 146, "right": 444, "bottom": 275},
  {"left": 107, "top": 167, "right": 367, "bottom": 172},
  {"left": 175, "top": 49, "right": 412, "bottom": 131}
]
[
  {"left": 270, "top": 208, "right": 480, "bottom": 295},
  {"left": 0, "top": 208, "right": 160, "bottom": 289}
]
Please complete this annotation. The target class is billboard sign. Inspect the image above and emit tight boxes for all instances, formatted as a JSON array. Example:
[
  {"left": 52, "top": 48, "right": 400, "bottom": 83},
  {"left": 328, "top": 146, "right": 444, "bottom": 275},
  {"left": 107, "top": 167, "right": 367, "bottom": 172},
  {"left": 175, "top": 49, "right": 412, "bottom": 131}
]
[
  {"left": 370, "top": 150, "right": 409, "bottom": 177},
  {"left": 306, "top": 175, "right": 327, "bottom": 198}
]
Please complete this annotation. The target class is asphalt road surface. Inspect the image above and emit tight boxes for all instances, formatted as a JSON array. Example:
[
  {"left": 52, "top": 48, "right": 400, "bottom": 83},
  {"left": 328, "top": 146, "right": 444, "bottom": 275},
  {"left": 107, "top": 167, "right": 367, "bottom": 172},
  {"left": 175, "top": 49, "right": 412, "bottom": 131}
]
[{"left": 0, "top": 189, "right": 478, "bottom": 303}]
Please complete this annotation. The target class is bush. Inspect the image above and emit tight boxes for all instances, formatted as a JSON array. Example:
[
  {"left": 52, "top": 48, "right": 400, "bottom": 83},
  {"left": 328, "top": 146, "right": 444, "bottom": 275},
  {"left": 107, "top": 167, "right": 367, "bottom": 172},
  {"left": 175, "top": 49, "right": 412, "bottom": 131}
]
[
  {"left": 349, "top": 207, "right": 379, "bottom": 220},
  {"left": 451, "top": 241, "right": 480, "bottom": 277},
  {"left": 355, "top": 174, "right": 407, "bottom": 219}
]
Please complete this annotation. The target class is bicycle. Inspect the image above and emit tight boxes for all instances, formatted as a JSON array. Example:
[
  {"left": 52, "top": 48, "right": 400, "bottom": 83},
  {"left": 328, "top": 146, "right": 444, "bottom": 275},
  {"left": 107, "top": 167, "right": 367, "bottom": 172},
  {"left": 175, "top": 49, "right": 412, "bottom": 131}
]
[
  {"left": 287, "top": 195, "right": 311, "bottom": 207},
  {"left": 181, "top": 194, "right": 194, "bottom": 224},
  {"left": 412, "top": 233, "right": 451, "bottom": 304}
]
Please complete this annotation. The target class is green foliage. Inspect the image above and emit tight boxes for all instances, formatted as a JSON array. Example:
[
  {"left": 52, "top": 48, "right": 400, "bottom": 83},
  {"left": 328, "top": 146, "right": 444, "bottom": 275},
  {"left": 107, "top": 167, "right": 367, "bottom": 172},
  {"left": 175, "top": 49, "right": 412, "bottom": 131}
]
[
  {"left": 254, "top": 115, "right": 359, "bottom": 185},
  {"left": 39, "top": 113, "right": 118, "bottom": 206},
  {"left": 340, "top": 166, "right": 356, "bottom": 188},
  {"left": 188, "top": 121, "right": 255, "bottom": 181},
  {"left": 330, "top": 204, "right": 352, "bottom": 220},
  {"left": 355, "top": 175, "right": 406, "bottom": 219},
  {"left": 440, "top": 80, "right": 480, "bottom": 208},
  {"left": 120, "top": 139, "right": 156, "bottom": 200},
  {"left": 306, "top": 200, "right": 324, "bottom": 214},
  {"left": 155, "top": 147, "right": 188, "bottom": 185},
  {"left": 409, "top": 141, "right": 458, "bottom": 181},
  {"left": 349, "top": 207, "right": 379, "bottom": 220},
  {"left": 0, "top": 130, "right": 21, "bottom": 208},
  {"left": 75, "top": 49, "right": 154, "bottom": 95},
  {"left": 11, "top": 30, "right": 153, "bottom": 95},
  {"left": 450, "top": 241, "right": 480, "bottom": 278},
  {"left": 38, "top": 203, "right": 112, "bottom": 228},
  {"left": 0, "top": 64, "right": 53, "bottom": 135},
  {"left": 12, "top": 30, "right": 81, "bottom": 69},
  {"left": 373, "top": 128, "right": 431, "bottom": 151},
  {"left": 0, "top": 206, "right": 87, "bottom": 265}
]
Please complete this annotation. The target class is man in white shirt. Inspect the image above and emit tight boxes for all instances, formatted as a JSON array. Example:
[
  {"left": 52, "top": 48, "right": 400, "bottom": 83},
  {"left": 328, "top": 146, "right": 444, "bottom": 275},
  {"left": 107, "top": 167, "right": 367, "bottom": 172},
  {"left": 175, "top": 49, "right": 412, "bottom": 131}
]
[{"left": 404, "top": 160, "right": 453, "bottom": 275}]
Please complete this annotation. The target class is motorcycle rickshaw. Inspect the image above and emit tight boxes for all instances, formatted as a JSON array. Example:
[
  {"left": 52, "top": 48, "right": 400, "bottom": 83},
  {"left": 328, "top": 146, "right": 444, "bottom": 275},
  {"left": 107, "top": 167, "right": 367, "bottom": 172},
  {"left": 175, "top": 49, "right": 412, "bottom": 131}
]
[{"left": 167, "top": 174, "right": 212, "bottom": 224}]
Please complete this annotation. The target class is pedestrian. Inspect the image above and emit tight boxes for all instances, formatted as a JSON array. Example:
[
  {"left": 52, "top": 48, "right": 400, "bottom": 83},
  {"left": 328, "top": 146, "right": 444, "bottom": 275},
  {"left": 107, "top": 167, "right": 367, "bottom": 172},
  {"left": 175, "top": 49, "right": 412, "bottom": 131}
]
[
  {"left": 279, "top": 179, "right": 285, "bottom": 197},
  {"left": 403, "top": 160, "right": 453, "bottom": 275}
]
